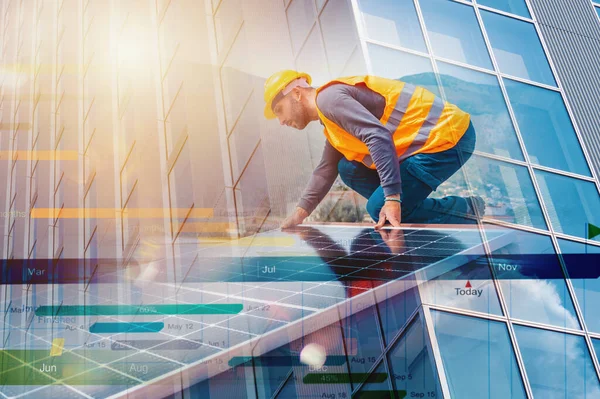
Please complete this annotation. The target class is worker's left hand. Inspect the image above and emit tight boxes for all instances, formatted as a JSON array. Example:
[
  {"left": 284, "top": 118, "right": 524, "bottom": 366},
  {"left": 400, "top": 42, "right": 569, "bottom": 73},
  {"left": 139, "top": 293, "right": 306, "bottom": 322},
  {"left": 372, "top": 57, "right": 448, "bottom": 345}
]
[{"left": 374, "top": 200, "right": 401, "bottom": 230}]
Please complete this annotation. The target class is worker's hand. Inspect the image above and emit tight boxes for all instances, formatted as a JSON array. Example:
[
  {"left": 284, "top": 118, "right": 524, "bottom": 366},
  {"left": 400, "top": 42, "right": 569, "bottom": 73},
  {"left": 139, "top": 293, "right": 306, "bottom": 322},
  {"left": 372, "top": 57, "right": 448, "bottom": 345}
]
[
  {"left": 281, "top": 207, "right": 309, "bottom": 229},
  {"left": 374, "top": 197, "right": 401, "bottom": 230}
]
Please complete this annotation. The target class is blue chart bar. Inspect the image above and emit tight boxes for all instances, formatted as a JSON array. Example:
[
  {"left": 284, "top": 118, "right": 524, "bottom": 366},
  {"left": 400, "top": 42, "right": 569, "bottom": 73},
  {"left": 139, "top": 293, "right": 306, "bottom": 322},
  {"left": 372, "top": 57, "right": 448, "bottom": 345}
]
[
  {"left": 228, "top": 355, "right": 348, "bottom": 367},
  {"left": 89, "top": 322, "right": 164, "bottom": 334},
  {"left": 111, "top": 339, "right": 203, "bottom": 350}
]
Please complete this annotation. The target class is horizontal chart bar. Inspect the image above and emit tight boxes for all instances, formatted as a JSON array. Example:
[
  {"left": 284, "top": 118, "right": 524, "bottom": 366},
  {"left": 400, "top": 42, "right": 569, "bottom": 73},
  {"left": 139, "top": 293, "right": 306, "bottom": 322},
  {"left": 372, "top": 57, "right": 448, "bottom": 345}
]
[
  {"left": 0, "top": 349, "right": 154, "bottom": 385},
  {"left": 228, "top": 355, "right": 348, "bottom": 368},
  {"left": 198, "top": 236, "right": 296, "bottom": 247},
  {"left": 2, "top": 254, "right": 600, "bottom": 285},
  {"left": 303, "top": 373, "right": 387, "bottom": 384},
  {"left": 89, "top": 322, "right": 164, "bottom": 334},
  {"left": 36, "top": 304, "right": 243, "bottom": 316},
  {"left": 0, "top": 150, "right": 78, "bottom": 161},
  {"left": 111, "top": 339, "right": 203, "bottom": 351},
  {"left": 30, "top": 207, "right": 214, "bottom": 219},
  {"left": 354, "top": 391, "right": 407, "bottom": 399}
]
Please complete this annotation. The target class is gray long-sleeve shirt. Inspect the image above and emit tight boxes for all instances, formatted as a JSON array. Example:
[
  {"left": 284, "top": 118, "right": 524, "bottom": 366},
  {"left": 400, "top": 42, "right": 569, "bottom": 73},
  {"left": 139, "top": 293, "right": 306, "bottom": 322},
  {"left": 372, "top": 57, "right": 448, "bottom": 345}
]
[{"left": 297, "top": 82, "right": 402, "bottom": 214}]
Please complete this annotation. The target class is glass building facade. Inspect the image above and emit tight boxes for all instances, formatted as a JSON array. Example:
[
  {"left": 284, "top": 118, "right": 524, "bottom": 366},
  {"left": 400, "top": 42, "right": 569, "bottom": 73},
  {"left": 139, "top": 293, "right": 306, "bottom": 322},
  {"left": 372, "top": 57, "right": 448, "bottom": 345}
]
[{"left": 1, "top": 0, "right": 600, "bottom": 398}]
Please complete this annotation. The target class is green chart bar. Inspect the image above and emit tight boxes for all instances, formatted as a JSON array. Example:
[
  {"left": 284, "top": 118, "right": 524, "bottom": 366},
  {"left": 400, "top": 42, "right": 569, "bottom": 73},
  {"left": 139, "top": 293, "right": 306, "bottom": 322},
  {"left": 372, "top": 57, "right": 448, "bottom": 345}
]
[
  {"left": 35, "top": 304, "right": 243, "bottom": 316},
  {"left": 89, "top": 322, "right": 164, "bottom": 334},
  {"left": 303, "top": 373, "right": 388, "bottom": 384}
]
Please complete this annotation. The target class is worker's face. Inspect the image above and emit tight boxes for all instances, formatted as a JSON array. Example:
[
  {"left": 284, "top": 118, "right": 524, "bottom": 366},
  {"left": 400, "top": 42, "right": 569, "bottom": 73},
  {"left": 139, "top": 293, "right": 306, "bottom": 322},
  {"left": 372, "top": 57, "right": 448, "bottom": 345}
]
[{"left": 273, "top": 88, "right": 310, "bottom": 130}]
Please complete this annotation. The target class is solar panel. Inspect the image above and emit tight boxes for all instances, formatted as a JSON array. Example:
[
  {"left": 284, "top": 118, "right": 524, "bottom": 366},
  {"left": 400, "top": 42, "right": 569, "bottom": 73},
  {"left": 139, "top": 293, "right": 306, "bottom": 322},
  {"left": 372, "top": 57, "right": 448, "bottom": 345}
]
[{"left": 0, "top": 225, "right": 514, "bottom": 398}]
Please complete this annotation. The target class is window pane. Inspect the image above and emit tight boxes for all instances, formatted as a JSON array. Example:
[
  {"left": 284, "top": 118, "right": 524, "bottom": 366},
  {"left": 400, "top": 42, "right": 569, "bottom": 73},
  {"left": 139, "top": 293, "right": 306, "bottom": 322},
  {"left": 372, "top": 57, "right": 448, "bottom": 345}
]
[
  {"left": 221, "top": 26, "right": 253, "bottom": 131},
  {"left": 596, "top": 6, "right": 600, "bottom": 19},
  {"left": 481, "top": 10, "right": 556, "bottom": 86},
  {"left": 235, "top": 144, "right": 271, "bottom": 236},
  {"left": 431, "top": 155, "right": 547, "bottom": 229},
  {"left": 419, "top": 253, "right": 503, "bottom": 315},
  {"left": 357, "top": 0, "right": 427, "bottom": 52},
  {"left": 504, "top": 79, "right": 591, "bottom": 176},
  {"left": 214, "top": 0, "right": 243, "bottom": 55},
  {"left": 558, "top": 239, "right": 600, "bottom": 334},
  {"left": 353, "top": 361, "right": 395, "bottom": 398},
  {"left": 377, "top": 284, "right": 420, "bottom": 346},
  {"left": 387, "top": 314, "right": 443, "bottom": 398},
  {"left": 535, "top": 170, "right": 600, "bottom": 242},
  {"left": 320, "top": 0, "right": 359, "bottom": 76},
  {"left": 514, "top": 325, "right": 600, "bottom": 398},
  {"left": 431, "top": 310, "right": 527, "bottom": 399},
  {"left": 367, "top": 44, "right": 441, "bottom": 97},
  {"left": 437, "top": 61, "right": 524, "bottom": 160},
  {"left": 275, "top": 374, "right": 299, "bottom": 398},
  {"left": 592, "top": 339, "right": 600, "bottom": 366},
  {"left": 253, "top": 346, "right": 295, "bottom": 398},
  {"left": 288, "top": 324, "right": 352, "bottom": 397},
  {"left": 477, "top": 0, "right": 531, "bottom": 18},
  {"left": 486, "top": 227, "right": 580, "bottom": 329},
  {"left": 341, "top": 307, "right": 384, "bottom": 379},
  {"left": 419, "top": 0, "right": 493, "bottom": 69},
  {"left": 287, "top": 0, "right": 316, "bottom": 56},
  {"left": 228, "top": 94, "right": 261, "bottom": 184},
  {"left": 296, "top": 24, "right": 330, "bottom": 86}
]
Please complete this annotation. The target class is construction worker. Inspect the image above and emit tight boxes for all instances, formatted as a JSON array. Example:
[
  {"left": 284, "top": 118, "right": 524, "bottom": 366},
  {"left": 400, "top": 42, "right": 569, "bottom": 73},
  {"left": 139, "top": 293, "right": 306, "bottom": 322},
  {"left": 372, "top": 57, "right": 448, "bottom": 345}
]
[{"left": 263, "top": 70, "right": 485, "bottom": 230}]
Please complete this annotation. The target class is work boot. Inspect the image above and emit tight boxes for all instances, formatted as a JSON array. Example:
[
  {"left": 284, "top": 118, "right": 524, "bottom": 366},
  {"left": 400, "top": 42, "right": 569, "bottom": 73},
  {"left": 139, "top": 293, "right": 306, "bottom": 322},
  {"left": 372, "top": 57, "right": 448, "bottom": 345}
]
[{"left": 466, "top": 196, "right": 486, "bottom": 217}]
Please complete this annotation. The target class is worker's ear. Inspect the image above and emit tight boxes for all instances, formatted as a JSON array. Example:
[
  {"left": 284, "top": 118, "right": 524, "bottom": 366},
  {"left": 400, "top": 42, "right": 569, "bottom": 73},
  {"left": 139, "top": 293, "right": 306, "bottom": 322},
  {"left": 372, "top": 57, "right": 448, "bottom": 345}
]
[{"left": 291, "top": 87, "right": 302, "bottom": 102}]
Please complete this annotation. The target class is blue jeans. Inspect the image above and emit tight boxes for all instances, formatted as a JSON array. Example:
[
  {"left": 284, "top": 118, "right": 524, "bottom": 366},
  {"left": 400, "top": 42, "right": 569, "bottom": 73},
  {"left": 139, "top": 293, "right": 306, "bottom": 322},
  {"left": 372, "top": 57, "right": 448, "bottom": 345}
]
[{"left": 338, "top": 121, "right": 478, "bottom": 224}]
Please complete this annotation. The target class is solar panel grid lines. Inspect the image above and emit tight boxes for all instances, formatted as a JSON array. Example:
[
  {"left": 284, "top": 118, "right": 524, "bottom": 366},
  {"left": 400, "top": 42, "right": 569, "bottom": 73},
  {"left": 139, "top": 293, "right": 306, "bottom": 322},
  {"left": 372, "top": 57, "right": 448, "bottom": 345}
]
[{"left": 0, "top": 225, "right": 510, "bottom": 398}]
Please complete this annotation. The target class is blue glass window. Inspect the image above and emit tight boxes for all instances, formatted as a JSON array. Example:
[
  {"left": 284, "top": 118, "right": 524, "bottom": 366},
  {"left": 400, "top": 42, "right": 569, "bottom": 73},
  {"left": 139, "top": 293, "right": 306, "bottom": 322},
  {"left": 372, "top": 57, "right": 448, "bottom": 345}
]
[
  {"left": 432, "top": 155, "right": 547, "bottom": 229},
  {"left": 558, "top": 239, "right": 600, "bottom": 334},
  {"left": 341, "top": 307, "right": 384, "bottom": 378},
  {"left": 477, "top": 0, "right": 531, "bottom": 18},
  {"left": 535, "top": 170, "right": 600, "bottom": 242},
  {"left": 367, "top": 43, "right": 440, "bottom": 97},
  {"left": 253, "top": 346, "right": 295, "bottom": 398},
  {"left": 485, "top": 227, "right": 580, "bottom": 329},
  {"left": 481, "top": 10, "right": 556, "bottom": 85},
  {"left": 386, "top": 314, "right": 442, "bottom": 398},
  {"left": 275, "top": 372, "right": 299, "bottom": 398},
  {"left": 437, "top": 61, "right": 524, "bottom": 160},
  {"left": 596, "top": 6, "right": 600, "bottom": 19},
  {"left": 353, "top": 361, "right": 395, "bottom": 397},
  {"left": 419, "top": 255, "right": 503, "bottom": 315},
  {"left": 357, "top": 0, "right": 427, "bottom": 52},
  {"left": 592, "top": 338, "right": 600, "bottom": 366},
  {"left": 419, "top": 0, "right": 493, "bottom": 69},
  {"left": 504, "top": 79, "right": 590, "bottom": 176},
  {"left": 515, "top": 325, "right": 600, "bottom": 398},
  {"left": 431, "top": 310, "right": 527, "bottom": 398},
  {"left": 377, "top": 284, "right": 420, "bottom": 346}
]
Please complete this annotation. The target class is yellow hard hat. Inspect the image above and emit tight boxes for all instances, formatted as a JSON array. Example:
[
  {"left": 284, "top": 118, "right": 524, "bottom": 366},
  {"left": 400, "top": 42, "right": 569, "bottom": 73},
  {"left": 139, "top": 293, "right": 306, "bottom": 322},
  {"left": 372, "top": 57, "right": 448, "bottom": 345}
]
[{"left": 263, "top": 70, "right": 312, "bottom": 119}]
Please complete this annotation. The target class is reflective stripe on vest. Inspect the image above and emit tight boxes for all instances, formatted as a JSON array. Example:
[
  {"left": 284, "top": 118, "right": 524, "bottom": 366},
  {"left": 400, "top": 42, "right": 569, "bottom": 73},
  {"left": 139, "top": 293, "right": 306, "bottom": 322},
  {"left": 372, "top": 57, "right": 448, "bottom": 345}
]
[
  {"left": 400, "top": 96, "right": 445, "bottom": 161},
  {"left": 385, "top": 83, "right": 416, "bottom": 134}
]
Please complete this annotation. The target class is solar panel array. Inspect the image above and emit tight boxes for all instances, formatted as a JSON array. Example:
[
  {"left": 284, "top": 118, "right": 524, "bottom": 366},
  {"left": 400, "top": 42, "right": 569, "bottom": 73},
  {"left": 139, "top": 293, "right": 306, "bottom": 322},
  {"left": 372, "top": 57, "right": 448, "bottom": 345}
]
[{"left": 0, "top": 225, "right": 511, "bottom": 398}]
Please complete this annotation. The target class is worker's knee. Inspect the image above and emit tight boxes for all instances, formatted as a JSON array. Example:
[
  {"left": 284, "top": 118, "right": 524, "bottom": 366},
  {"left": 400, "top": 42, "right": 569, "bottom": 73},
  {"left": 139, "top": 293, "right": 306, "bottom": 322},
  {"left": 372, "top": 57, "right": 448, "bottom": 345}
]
[{"left": 337, "top": 158, "right": 353, "bottom": 184}]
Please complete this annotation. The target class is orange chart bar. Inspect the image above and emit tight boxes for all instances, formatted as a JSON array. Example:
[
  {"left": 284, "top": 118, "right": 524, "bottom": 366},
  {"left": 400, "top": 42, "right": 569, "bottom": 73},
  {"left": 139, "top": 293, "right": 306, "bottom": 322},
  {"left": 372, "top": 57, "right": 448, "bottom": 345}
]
[
  {"left": 31, "top": 208, "right": 214, "bottom": 219},
  {"left": 0, "top": 150, "right": 78, "bottom": 160}
]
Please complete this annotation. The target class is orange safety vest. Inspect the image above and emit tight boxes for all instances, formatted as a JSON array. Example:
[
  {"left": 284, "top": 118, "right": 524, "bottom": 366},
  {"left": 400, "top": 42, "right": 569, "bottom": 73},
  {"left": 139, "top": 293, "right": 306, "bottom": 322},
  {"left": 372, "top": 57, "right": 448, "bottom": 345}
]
[{"left": 315, "top": 76, "right": 471, "bottom": 169}]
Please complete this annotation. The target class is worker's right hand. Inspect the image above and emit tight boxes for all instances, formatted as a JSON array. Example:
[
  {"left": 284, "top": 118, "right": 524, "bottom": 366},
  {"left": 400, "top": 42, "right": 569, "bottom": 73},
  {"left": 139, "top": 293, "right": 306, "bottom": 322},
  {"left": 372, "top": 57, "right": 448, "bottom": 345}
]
[
  {"left": 281, "top": 207, "right": 309, "bottom": 229},
  {"left": 374, "top": 200, "right": 401, "bottom": 230}
]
